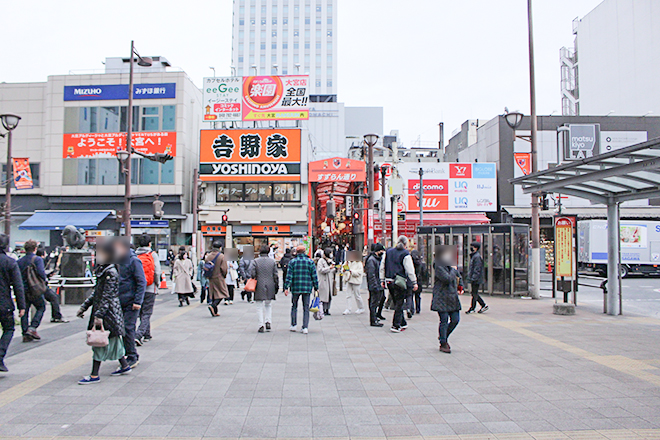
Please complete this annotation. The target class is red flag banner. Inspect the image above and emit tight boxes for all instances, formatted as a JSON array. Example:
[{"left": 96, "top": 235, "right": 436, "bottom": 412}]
[
  {"left": 13, "top": 158, "right": 33, "bottom": 190},
  {"left": 514, "top": 153, "right": 532, "bottom": 175}
]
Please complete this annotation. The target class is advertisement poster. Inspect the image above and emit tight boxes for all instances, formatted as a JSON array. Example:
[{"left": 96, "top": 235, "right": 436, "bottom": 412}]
[
  {"left": 555, "top": 216, "right": 575, "bottom": 278},
  {"left": 202, "top": 77, "right": 242, "bottom": 122},
  {"left": 514, "top": 153, "right": 532, "bottom": 175},
  {"left": 620, "top": 224, "right": 647, "bottom": 248},
  {"left": 199, "top": 129, "right": 301, "bottom": 182},
  {"left": 242, "top": 75, "right": 309, "bottom": 121},
  {"left": 399, "top": 163, "right": 497, "bottom": 212},
  {"left": 12, "top": 158, "right": 33, "bottom": 190},
  {"left": 565, "top": 124, "right": 600, "bottom": 160},
  {"left": 63, "top": 132, "right": 176, "bottom": 158}
]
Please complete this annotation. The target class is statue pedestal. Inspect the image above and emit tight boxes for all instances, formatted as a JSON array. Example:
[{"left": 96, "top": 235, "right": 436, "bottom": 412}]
[{"left": 59, "top": 250, "right": 94, "bottom": 305}]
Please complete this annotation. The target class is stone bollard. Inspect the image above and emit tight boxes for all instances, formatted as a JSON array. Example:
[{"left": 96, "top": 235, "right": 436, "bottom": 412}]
[{"left": 553, "top": 303, "right": 576, "bottom": 315}]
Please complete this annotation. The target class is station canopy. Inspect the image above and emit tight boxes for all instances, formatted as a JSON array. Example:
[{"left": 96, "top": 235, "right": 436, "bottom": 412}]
[{"left": 510, "top": 137, "right": 660, "bottom": 204}]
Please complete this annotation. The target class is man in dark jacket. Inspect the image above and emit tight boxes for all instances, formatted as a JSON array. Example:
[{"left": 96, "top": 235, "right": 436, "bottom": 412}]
[
  {"left": 365, "top": 243, "right": 385, "bottom": 327},
  {"left": 0, "top": 234, "right": 25, "bottom": 372},
  {"left": 466, "top": 242, "right": 488, "bottom": 314},
  {"left": 115, "top": 239, "right": 146, "bottom": 368},
  {"left": 279, "top": 248, "right": 293, "bottom": 282},
  {"left": 17, "top": 239, "right": 47, "bottom": 342},
  {"left": 431, "top": 246, "right": 463, "bottom": 354},
  {"left": 379, "top": 236, "right": 418, "bottom": 333},
  {"left": 239, "top": 246, "right": 255, "bottom": 302}
]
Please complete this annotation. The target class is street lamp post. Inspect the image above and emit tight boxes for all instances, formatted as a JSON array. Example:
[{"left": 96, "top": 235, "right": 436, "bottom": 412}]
[
  {"left": 418, "top": 167, "right": 424, "bottom": 227},
  {"left": 118, "top": 41, "right": 153, "bottom": 238},
  {"left": 1, "top": 114, "right": 21, "bottom": 237},
  {"left": 527, "top": 0, "right": 541, "bottom": 300},
  {"left": 364, "top": 134, "right": 379, "bottom": 247}
]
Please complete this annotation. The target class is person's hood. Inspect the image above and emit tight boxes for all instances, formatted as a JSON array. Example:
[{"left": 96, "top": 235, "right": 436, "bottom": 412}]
[
  {"left": 396, "top": 242, "right": 405, "bottom": 250},
  {"left": 369, "top": 252, "right": 383, "bottom": 261},
  {"left": 95, "top": 263, "right": 115, "bottom": 275},
  {"left": 136, "top": 246, "right": 153, "bottom": 255}
]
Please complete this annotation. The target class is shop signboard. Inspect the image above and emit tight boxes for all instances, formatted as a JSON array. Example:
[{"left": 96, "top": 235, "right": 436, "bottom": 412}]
[
  {"left": 242, "top": 75, "right": 309, "bottom": 121},
  {"left": 564, "top": 124, "right": 600, "bottom": 160},
  {"left": 202, "top": 77, "right": 242, "bottom": 122},
  {"left": 199, "top": 128, "right": 301, "bottom": 182},
  {"left": 63, "top": 83, "right": 176, "bottom": 101},
  {"left": 554, "top": 215, "right": 577, "bottom": 293},
  {"left": 399, "top": 163, "right": 497, "bottom": 212},
  {"left": 308, "top": 157, "right": 366, "bottom": 182},
  {"left": 63, "top": 132, "right": 176, "bottom": 158},
  {"left": 12, "top": 158, "right": 34, "bottom": 190}
]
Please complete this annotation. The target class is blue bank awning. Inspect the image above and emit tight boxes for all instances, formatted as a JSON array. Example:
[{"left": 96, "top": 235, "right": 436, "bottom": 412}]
[{"left": 19, "top": 211, "right": 112, "bottom": 230}]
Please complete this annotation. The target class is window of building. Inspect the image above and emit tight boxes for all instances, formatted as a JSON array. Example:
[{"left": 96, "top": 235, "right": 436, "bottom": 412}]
[
  {"left": 1, "top": 163, "right": 40, "bottom": 188},
  {"left": 239, "top": 30, "right": 245, "bottom": 40},
  {"left": 316, "top": 16, "right": 321, "bottom": 25},
  {"left": 261, "top": 42, "right": 266, "bottom": 50},
  {"left": 316, "top": 30, "right": 321, "bottom": 38},
  {"left": 249, "top": 42, "right": 254, "bottom": 51},
  {"left": 327, "top": 67, "right": 332, "bottom": 76},
  {"left": 239, "top": 6, "right": 245, "bottom": 14},
  {"left": 259, "top": 66, "right": 265, "bottom": 75},
  {"left": 327, "top": 54, "right": 332, "bottom": 65},
  {"left": 293, "top": 30, "right": 299, "bottom": 36},
  {"left": 161, "top": 159, "right": 174, "bottom": 184},
  {"left": 261, "top": 5, "right": 266, "bottom": 14},
  {"left": 283, "top": 5, "right": 288, "bottom": 14},
  {"left": 283, "top": 18, "right": 288, "bottom": 25},
  {"left": 294, "top": 54, "right": 299, "bottom": 63},
  {"left": 305, "top": 54, "right": 310, "bottom": 64},
  {"left": 239, "top": 19, "right": 245, "bottom": 25},
  {"left": 327, "top": 41, "right": 332, "bottom": 50},
  {"left": 162, "top": 105, "right": 175, "bottom": 131},
  {"left": 238, "top": 56, "right": 244, "bottom": 63},
  {"left": 250, "top": 5, "right": 255, "bottom": 15},
  {"left": 282, "top": 69, "right": 288, "bottom": 75},
  {"left": 305, "top": 41, "right": 310, "bottom": 49},
  {"left": 244, "top": 183, "right": 259, "bottom": 201},
  {"left": 305, "top": 18, "right": 310, "bottom": 25},
  {"left": 272, "top": 30, "right": 277, "bottom": 37},
  {"left": 294, "top": 17, "right": 299, "bottom": 26},
  {"left": 139, "top": 157, "right": 159, "bottom": 184},
  {"left": 216, "top": 183, "right": 301, "bottom": 202},
  {"left": 316, "top": 54, "right": 321, "bottom": 64},
  {"left": 250, "top": 19, "right": 255, "bottom": 25},
  {"left": 141, "top": 106, "right": 159, "bottom": 131},
  {"left": 316, "top": 41, "right": 321, "bottom": 49},
  {"left": 271, "top": 42, "right": 277, "bottom": 49},
  {"left": 327, "top": 80, "right": 332, "bottom": 87},
  {"left": 249, "top": 30, "right": 255, "bottom": 39},
  {"left": 294, "top": 41, "right": 299, "bottom": 49},
  {"left": 315, "top": 80, "right": 321, "bottom": 87},
  {"left": 316, "top": 4, "right": 321, "bottom": 12},
  {"left": 229, "top": 184, "right": 244, "bottom": 202},
  {"left": 272, "top": 18, "right": 277, "bottom": 25},
  {"left": 283, "top": 42, "right": 288, "bottom": 49},
  {"left": 63, "top": 158, "right": 174, "bottom": 186},
  {"left": 305, "top": 5, "right": 310, "bottom": 14},
  {"left": 261, "top": 19, "right": 266, "bottom": 25},
  {"left": 260, "top": 30, "right": 266, "bottom": 39},
  {"left": 327, "top": 30, "right": 332, "bottom": 37},
  {"left": 327, "top": 17, "right": 332, "bottom": 24},
  {"left": 239, "top": 42, "right": 244, "bottom": 52}
]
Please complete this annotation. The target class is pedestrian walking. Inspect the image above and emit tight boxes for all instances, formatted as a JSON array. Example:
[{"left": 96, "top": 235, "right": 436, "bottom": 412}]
[
  {"left": 225, "top": 258, "right": 238, "bottom": 305},
  {"left": 173, "top": 247, "right": 195, "bottom": 307},
  {"left": 465, "top": 242, "right": 488, "bottom": 314},
  {"left": 279, "top": 248, "right": 293, "bottom": 282},
  {"left": 17, "top": 240, "right": 47, "bottom": 342},
  {"left": 239, "top": 248, "right": 255, "bottom": 302},
  {"left": 198, "top": 251, "right": 210, "bottom": 303},
  {"left": 77, "top": 239, "right": 131, "bottom": 384},
  {"left": 116, "top": 238, "right": 146, "bottom": 369},
  {"left": 410, "top": 250, "right": 426, "bottom": 315},
  {"left": 342, "top": 251, "right": 365, "bottom": 315},
  {"left": 284, "top": 245, "right": 318, "bottom": 334},
  {"left": 431, "top": 245, "right": 463, "bottom": 353},
  {"left": 206, "top": 240, "right": 229, "bottom": 317},
  {"left": 379, "top": 236, "right": 418, "bottom": 333},
  {"left": 250, "top": 245, "right": 278, "bottom": 333},
  {"left": 0, "top": 234, "right": 25, "bottom": 372},
  {"left": 36, "top": 248, "right": 68, "bottom": 323},
  {"left": 365, "top": 243, "right": 385, "bottom": 327},
  {"left": 315, "top": 248, "right": 335, "bottom": 315},
  {"left": 135, "top": 234, "right": 161, "bottom": 345}
]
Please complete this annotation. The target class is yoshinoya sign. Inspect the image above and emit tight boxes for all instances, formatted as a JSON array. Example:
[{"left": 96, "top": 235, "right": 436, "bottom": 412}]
[
  {"left": 64, "top": 83, "right": 176, "bottom": 101},
  {"left": 399, "top": 163, "right": 497, "bottom": 212},
  {"left": 564, "top": 124, "right": 600, "bottom": 160},
  {"left": 199, "top": 129, "right": 301, "bottom": 182}
]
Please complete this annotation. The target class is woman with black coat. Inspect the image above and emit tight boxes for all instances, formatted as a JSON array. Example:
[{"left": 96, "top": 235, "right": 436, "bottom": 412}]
[
  {"left": 430, "top": 245, "right": 463, "bottom": 354},
  {"left": 77, "top": 239, "right": 131, "bottom": 384}
]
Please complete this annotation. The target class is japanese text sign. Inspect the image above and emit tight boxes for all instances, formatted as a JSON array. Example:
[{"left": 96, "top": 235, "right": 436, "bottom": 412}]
[
  {"left": 554, "top": 216, "right": 576, "bottom": 279},
  {"left": 63, "top": 132, "right": 176, "bottom": 158},
  {"left": 199, "top": 129, "right": 301, "bottom": 182},
  {"left": 308, "top": 157, "right": 366, "bottom": 182},
  {"left": 203, "top": 77, "right": 242, "bottom": 122},
  {"left": 63, "top": 83, "right": 176, "bottom": 101},
  {"left": 12, "top": 158, "right": 33, "bottom": 190},
  {"left": 242, "top": 75, "right": 309, "bottom": 121}
]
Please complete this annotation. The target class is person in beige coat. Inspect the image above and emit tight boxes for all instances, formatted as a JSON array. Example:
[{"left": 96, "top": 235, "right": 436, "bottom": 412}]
[
  {"left": 205, "top": 240, "right": 228, "bottom": 317},
  {"left": 173, "top": 247, "right": 195, "bottom": 307},
  {"left": 343, "top": 251, "right": 365, "bottom": 315},
  {"left": 316, "top": 248, "right": 335, "bottom": 316}
]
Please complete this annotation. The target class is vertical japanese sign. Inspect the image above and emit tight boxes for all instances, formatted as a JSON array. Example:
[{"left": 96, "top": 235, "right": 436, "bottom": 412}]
[
  {"left": 554, "top": 216, "right": 576, "bottom": 278},
  {"left": 202, "top": 77, "right": 242, "bottom": 122},
  {"left": 242, "top": 76, "right": 309, "bottom": 121},
  {"left": 63, "top": 132, "right": 176, "bottom": 158},
  {"left": 12, "top": 158, "right": 33, "bottom": 190},
  {"left": 199, "top": 129, "right": 302, "bottom": 182}
]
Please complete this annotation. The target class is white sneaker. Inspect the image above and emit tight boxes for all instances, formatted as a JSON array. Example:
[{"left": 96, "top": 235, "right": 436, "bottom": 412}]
[
  {"left": 289, "top": 326, "right": 297, "bottom": 332},
  {"left": 302, "top": 328, "right": 308, "bottom": 334},
  {"left": 342, "top": 309, "right": 351, "bottom": 315},
  {"left": 355, "top": 309, "right": 365, "bottom": 315}
]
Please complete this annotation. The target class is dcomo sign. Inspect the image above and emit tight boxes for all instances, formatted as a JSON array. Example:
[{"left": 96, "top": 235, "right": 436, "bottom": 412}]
[{"left": 199, "top": 129, "right": 301, "bottom": 182}]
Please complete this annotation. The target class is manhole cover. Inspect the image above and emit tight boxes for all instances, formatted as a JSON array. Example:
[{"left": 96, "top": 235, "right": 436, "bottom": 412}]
[{"left": 516, "top": 311, "right": 542, "bottom": 315}]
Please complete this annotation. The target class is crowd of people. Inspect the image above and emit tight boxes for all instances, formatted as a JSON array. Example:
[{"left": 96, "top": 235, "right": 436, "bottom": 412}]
[{"left": 0, "top": 232, "right": 491, "bottom": 377}]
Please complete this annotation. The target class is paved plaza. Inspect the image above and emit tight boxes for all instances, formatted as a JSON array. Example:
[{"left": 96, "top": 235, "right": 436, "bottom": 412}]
[{"left": 1, "top": 288, "right": 660, "bottom": 440}]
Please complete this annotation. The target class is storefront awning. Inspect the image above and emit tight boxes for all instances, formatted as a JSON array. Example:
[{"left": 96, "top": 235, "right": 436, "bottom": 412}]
[
  {"left": 502, "top": 205, "right": 660, "bottom": 219},
  {"left": 19, "top": 211, "right": 112, "bottom": 230},
  {"left": 404, "top": 213, "right": 491, "bottom": 225}
]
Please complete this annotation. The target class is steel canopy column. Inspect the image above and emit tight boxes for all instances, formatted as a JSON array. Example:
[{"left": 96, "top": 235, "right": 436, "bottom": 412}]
[{"left": 606, "top": 199, "right": 620, "bottom": 315}]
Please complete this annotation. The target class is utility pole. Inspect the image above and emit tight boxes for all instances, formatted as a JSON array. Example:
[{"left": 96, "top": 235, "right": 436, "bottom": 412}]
[
  {"left": 418, "top": 167, "right": 424, "bottom": 227},
  {"left": 380, "top": 166, "right": 386, "bottom": 245},
  {"left": 528, "top": 0, "right": 541, "bottom": 299},
  {"left": 192, "top": 168, "right": 200, "bottom": 262},
  {"left": 364, "top": 134, "right": 379, "bottom": 247}
]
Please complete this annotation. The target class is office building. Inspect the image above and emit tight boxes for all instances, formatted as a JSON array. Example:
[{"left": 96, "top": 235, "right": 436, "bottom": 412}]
[
  {"left": 560, "top": 0, "right": 660, "bottom": 116},
  {"left": 232, "top": 0, "right": 337, "bottom": 95}
]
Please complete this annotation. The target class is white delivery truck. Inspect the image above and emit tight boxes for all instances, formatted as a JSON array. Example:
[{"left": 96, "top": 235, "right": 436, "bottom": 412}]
[{"left": 578, "top": 220, "right": 660, "bottom": 277}]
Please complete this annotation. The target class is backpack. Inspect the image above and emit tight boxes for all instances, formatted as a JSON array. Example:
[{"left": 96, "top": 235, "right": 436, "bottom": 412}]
[
  {"left": 137, "top": 252, "right": 155, "bottom": 285},
  {"left": 26, "top": 256, "right": 48, "bottom": 301},
  {"left": 203, "top": 253, "right": 220, "bottom": 279}
]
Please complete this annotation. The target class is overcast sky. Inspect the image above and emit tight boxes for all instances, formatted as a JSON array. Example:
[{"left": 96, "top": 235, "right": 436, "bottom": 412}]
[{"left": 2, "top": 0, "right": 602, "bottom": 147}]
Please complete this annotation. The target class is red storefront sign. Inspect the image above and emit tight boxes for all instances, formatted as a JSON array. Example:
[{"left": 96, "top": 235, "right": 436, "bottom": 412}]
[
  {"left": 308, "top": 157, "right": 366, "bottom": 182},
  {"left": 63, "top": 132, "right": 176, "bottom": 158}
]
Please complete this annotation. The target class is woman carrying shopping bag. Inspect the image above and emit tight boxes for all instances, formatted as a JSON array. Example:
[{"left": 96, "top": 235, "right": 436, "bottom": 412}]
[{"left": 77, "top": 238, "right": 131, "bottom": 384}]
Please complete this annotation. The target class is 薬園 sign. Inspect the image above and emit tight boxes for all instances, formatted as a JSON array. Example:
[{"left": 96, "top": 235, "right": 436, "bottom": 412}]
[{"left": 199, "top": 129, "right": 301, "bottom": 182}]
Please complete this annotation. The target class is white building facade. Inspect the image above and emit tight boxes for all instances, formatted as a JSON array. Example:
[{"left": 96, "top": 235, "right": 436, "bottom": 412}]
[{"left": 232, "top": 0, "right": 337, "bottom": 95}]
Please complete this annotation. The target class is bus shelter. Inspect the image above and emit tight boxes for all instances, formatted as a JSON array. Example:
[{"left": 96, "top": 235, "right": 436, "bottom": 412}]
[
  {"left": 510, "top": 137, "right": 660, "bottom": 315},
  {"left": 417, "top": 224, "right": 530, "bottom": 296}
]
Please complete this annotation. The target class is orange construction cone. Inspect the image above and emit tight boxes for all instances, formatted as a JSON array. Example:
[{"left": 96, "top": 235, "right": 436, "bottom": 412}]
[{"left": 159, "top": 272, "right": 167, "bottom": 289}]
